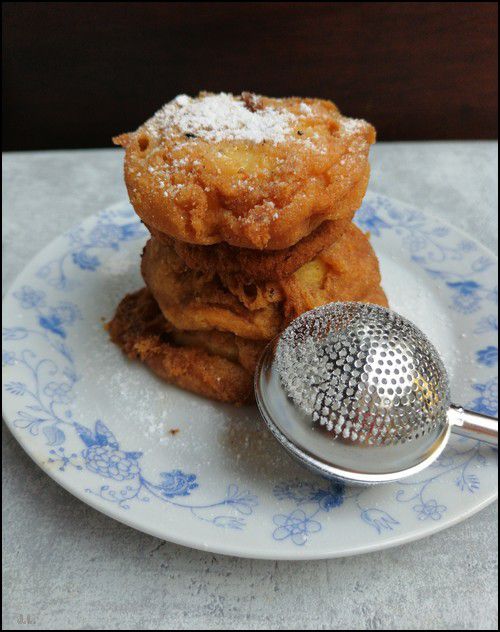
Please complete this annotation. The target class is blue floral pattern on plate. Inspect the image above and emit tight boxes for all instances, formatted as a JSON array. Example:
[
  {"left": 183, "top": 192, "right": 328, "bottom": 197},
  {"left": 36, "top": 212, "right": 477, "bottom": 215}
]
[
  {"left": 36, "top": 207, "right": 144, "bottom": 291},
  {"left": 2, "top": 316, "right": 257, "bottom": 529},
  {"left": 3, "top": 206, "right": 258, "bottom": 532},
  {"left": 3, "top": 195, "right": 497, "bottom": 558}
]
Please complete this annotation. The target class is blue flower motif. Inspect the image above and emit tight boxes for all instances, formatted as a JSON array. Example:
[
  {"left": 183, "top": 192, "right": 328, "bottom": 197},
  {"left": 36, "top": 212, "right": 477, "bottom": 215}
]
[
  {"left": 158, "top": 470, "right": 198, "bottom": 497},
  {"left": 413, "top": 499, "right": 447, "bottom": 521},
  {"left": 88, "top": 223, "right": 124, "bottom": 249},
  {"left": 272, "top": 479, "right": 345, "bottom": 544},
  {"left": 5, "top": 381, "right": 27, "bottom": 396},
  {"left": 273, "top": 509, "right": 321, "bottom": 545},
  {"left": 88, "top": 222, "right": 142, "bottom": 250},
  {"left": 470, "top": 377, "right": 498, "bottom": 416},
  {"left": 360, "top": 508, "right": 400, "bottom": 533},
  {"left": 38, "top": 313, "right": 66, "bottom": 338},
  {"left": 85, "top": 445, "right": 141, "bottom": 481},
  {"left": 13, "top": 411, "right": 44, "bottom": 433},
  {"left": 43, "top": 424, "right": 66, "bottom": 446},
  {"left": 452, "top": 292, "right": 481, "bottom": 314},
  {"left": 52, "top": 303, "right": 81, "bottom": 325},
  {"left": 119, "top": 222, "right": 144, "bottom": 240},
  {"left": 456, "top": 473, "right": 480, "bottom": 493},
  {"left": 311, "top": 480, "right": 345, "bottom": 511},
  {"left": 472, "top": 256, "right": 495, "bottom": 273},
  {"left": 476, "top": 346, "right": 498, "bottom": 367},
  {"left": 47, "top": 447, "right": 83, "bottom": 472},
  {"left": 355, "top": 207, "right": 390, "bottom": 237},
  {"left": 73, "top": 420, "right": 143, "bottom": 481},
  {"left": 459, "top": 240, "right": 477, "bottom": 253},
  {"left": 43, "top": 381, "right": 74, "bottom": 404},
  {"left": 431, "top": 226, "right": 450, "bottom": 238},
  {"left": 72, "top": 250, "right": 100, "bottom": 271},
  {"left": 448, "top": 281, "right": 481, "bottom": 294},
  {"left": 224, "top": 485, "right": 258, "bottom": 514},
  {"left": 2, "top": 350, "right": 16, "bottom": 365},
  {"left": 37, "top": 302, "right": 80, "bottom": 337},
  {"left": 4, "top": 198, "right": 496, "bottom": 538},
  {"left": 474, "top": 315, "right": 498, "bottom": 334},
  {"left": 14, "top": 286, "right": 45, "bottom": 309},
  {"left": 407, "top": 234, "right": 428, "bottom": 253},
  {"left": 447, "top": 281, "right": 482, "bottom": 313}
]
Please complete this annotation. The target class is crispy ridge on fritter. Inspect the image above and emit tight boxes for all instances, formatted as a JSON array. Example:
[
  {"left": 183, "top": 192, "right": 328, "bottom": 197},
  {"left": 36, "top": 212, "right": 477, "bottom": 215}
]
[
  {"left": 141, "top": 239, "right": 283, "bottom": 340},
  {"left": 141, "top": 223, "right": 388, "bottom": 340},
  {"left": 148, "top": 218, "right": 352, "bottom": 284},
  {"left": 107, "top": 288, "right": 265, "bottom": 404}
]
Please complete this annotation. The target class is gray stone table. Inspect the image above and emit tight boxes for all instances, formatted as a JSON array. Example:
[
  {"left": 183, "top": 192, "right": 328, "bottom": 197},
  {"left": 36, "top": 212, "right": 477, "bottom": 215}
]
[{"left": 2, "top": 143, "right": 498, "bottom": 630}]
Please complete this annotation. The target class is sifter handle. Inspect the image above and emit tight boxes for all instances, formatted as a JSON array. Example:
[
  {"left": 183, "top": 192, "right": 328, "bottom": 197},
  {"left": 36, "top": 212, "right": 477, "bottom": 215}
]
[{"left": 448, "top": 404, "right": 498, "bottom": 446}]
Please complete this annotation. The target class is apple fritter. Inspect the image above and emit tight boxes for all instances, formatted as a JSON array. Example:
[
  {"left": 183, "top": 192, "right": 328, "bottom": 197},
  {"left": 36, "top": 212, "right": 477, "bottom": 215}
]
[
  {"left": 148, "top": 218, "right": 351, "bottom": 284},
  {"left": 114, "top": 92, "right": 375, "bottom": 249},
  {"left": 141, "top": 224, "right": 387, "bottom": 340},
  {"left": 107, "top": 288, "right": 264, "bottom": 404}
]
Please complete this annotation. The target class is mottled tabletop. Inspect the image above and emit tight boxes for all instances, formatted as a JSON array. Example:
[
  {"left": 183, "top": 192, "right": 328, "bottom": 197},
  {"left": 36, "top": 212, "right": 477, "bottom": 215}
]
[{"left": 3, "top": 143, "right": 498, "bottom": 630}]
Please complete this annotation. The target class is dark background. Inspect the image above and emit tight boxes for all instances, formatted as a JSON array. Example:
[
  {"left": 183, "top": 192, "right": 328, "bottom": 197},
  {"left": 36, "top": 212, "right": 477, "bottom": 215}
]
[{"left": 2, "top": 2, "right": 498, "bottom": 150}]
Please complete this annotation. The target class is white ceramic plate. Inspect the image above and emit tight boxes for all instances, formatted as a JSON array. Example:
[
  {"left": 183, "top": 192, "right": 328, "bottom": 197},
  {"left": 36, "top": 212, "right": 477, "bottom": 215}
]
[{"left": 2, "top": 193, "right": 498, "bottom": 560}]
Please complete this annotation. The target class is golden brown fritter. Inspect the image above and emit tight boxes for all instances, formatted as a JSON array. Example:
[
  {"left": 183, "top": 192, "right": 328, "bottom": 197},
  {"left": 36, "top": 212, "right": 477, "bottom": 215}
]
[
  {"left": 280, "top": 223, "right": 388, "bottom": 322},
  {"left": 149, "top": 218, "right": 352, "bottom": 284},
  {"left": 141, "top": 223, "right": 387, "bottom": 340},
  {"left": 107, "top": 288, "right": 265, "bottom": 404},
  {"left": 114, "top": 93, "right": 375, "bottom": 249},
  {"left": 141, "top": 237, "right": 283, "bottom": 340}
]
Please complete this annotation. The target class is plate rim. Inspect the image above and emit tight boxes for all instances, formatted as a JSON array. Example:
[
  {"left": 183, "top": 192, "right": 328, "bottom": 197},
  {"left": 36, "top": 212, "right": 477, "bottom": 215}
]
[{"left": 3, "top": 420, "right": 498, "bottom": 560}]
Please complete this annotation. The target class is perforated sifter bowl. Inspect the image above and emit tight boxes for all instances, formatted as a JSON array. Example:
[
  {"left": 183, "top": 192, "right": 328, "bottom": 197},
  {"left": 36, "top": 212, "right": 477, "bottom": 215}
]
[{"left": 255, "top": 302, "right": 497, "bottom": 484}]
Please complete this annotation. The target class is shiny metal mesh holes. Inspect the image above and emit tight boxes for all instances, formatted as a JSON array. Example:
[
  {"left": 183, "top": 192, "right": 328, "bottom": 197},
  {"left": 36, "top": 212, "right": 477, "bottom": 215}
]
[{"left": 276, "top": 302, "right": 450, "bottom": 445}]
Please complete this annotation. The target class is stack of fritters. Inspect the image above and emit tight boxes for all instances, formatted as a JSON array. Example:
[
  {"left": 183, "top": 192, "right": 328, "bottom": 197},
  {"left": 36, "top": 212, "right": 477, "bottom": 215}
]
[{"left": 108, "top": 93, "right": 387, "bottom": 403}]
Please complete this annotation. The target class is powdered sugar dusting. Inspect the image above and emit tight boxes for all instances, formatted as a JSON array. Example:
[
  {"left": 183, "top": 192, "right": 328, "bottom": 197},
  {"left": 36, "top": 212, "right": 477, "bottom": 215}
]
[
  {"left": 146, "top": 93, "right": 298, "bottom": 144},
  {"left": 341, "top": 117, "right": 367, "bottom": 135}
]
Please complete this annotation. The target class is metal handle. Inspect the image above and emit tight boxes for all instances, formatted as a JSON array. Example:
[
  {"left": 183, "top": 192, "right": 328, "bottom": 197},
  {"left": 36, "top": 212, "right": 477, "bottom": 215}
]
[{"left": 448, "top": 404, "right": 498, "bottom": 446}]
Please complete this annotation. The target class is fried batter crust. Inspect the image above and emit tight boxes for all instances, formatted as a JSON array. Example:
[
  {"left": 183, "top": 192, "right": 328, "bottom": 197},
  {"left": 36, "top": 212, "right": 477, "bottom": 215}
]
[
  {"left": 141, "top": 224, "right": 387, "bottom": 339},
  {"left": 107, "top": 288, "right": 265, "bottom": 404},
  {"left": 114, "top": 93, "right": 375, "bottom": 249},
  {"left": 281, "top": 223, "right": 388, "bottom": 321},
  {"left": 141, "top": 238, "right": 283, "bottom": 340},
  {"left": 149, "top": 218, "right": 351, "bottom": 284}
]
